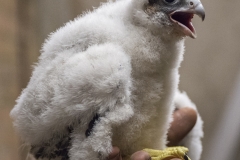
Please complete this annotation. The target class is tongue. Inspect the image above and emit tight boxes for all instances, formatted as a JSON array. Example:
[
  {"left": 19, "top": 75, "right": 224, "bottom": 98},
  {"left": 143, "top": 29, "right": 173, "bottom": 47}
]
[
  {"left": 171, "top": 12, "right": 195, "bottom": 33},
  {"left": 170, "top": 12, "right": 197, "bottom": 38}
]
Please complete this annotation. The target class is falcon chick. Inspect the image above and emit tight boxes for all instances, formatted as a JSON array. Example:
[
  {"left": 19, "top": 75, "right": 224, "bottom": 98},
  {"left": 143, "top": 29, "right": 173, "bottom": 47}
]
[{"left": 11, "top": 0, "right": 205, "bottom": 160}]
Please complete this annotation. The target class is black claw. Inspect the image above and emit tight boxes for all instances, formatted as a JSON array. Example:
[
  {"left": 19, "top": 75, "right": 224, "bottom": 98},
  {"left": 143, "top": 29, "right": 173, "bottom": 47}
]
[{"left": 184, "top": 154, "right": 189, "bottom": 160}]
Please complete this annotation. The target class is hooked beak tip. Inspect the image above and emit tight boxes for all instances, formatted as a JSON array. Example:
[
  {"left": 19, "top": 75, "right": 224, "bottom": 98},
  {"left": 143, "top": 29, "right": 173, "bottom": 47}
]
[
  {"left": 200, "top": 11, "right": 205, "bottom": 21},
  {"left": 195, "top": 3, "right": 205, "bottom": 21}
]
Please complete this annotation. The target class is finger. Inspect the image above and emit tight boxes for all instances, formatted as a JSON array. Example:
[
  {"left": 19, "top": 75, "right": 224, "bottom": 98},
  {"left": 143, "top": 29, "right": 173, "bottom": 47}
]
[
  {"left": 108, "top": 146, "right": 122, "bottom": 160},
  {"left": 167, "top": 107, "right": 197, "bottom": 146},
  {"left": 130, "top": 150, "right": 151, "bottom": 160}
]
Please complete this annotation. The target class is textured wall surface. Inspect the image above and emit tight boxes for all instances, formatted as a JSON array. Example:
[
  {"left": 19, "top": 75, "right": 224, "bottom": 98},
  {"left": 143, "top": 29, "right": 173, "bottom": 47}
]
[
  {"left": 0, "top": 1, "right": 19, "bottom": 160},
  {"left": 181, "top": 1, "right": 240, "bottom": 159},
  {"left": 1, "top": 0, "right": 239, "bottom": 160}
]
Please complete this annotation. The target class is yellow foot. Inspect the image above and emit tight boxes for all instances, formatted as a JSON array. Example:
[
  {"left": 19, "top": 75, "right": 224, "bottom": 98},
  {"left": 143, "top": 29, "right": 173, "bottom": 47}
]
[{"left": 143, "top": 146, "right": 191, "bottom": 160}]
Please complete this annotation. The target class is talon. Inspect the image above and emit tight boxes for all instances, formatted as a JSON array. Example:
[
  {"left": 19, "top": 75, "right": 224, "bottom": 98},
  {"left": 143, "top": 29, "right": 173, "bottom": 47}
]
[
  {"left": 184, "top": 154, "right": 189, "bottom": 160},
  {"left": 143, "top": 146, "right": 191, "bottom": 160}
]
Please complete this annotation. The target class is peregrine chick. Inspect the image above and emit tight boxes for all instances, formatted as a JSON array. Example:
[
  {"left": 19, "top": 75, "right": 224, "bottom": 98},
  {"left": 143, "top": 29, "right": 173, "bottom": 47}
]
[{"left": 10, "top": 0, "right": 205, "bottom": 160}]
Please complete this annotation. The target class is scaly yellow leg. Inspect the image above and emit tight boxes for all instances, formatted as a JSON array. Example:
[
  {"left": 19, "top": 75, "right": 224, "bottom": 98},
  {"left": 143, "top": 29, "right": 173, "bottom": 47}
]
[{"left": 143, "top": 146, "right": 191, "bottom": 160}]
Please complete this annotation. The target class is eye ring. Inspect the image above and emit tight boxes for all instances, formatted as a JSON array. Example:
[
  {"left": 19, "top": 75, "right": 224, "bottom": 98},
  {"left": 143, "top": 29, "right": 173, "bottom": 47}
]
[{"left": 163, "top": 0, "right": 177, "bottom": 4}]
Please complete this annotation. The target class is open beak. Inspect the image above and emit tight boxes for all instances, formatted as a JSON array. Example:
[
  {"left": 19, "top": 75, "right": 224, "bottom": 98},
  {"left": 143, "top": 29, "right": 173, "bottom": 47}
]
[{"left": 169, "top": 0, "right": 205, "bottom": 39}]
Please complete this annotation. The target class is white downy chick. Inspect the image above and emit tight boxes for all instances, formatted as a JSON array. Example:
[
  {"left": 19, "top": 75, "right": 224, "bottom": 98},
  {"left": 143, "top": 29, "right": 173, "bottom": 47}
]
[{"left": 10, "top": 0, "right": 205, "bottom": 160}]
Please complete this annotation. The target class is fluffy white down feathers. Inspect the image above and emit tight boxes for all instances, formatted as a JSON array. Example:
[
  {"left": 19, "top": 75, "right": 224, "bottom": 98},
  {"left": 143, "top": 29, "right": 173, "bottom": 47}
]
[{"left": 10, "top": 0, "right": 203, "bottom": 160}]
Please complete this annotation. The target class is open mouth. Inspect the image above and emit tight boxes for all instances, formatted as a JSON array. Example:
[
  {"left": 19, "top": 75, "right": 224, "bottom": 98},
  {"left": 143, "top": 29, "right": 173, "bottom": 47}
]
[{"left": 170, "top": 12, "right": 196, "bottom": 38}]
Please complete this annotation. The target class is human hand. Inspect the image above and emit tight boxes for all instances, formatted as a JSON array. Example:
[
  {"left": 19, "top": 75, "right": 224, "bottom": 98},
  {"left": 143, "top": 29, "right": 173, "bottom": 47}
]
[{"left": 108, "top": 107, "right": 197, "bottom": 160}]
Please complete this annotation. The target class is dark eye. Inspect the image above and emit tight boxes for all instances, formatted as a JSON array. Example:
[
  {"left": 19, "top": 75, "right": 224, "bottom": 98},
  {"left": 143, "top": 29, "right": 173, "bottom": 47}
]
[{"left": 163, "top": 0, "right": 176, "bottom": 4}]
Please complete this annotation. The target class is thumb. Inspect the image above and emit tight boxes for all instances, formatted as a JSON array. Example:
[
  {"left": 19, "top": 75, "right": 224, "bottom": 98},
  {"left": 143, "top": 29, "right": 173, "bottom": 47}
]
[{"left": 108, "top": 147, "right": 122, "bottom": 160}]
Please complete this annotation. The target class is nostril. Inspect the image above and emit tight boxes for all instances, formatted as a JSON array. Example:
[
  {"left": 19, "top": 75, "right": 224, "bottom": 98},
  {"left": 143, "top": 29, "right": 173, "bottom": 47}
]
[{"left": 190, "top": 1, "right": 194, "bottom": 6}]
